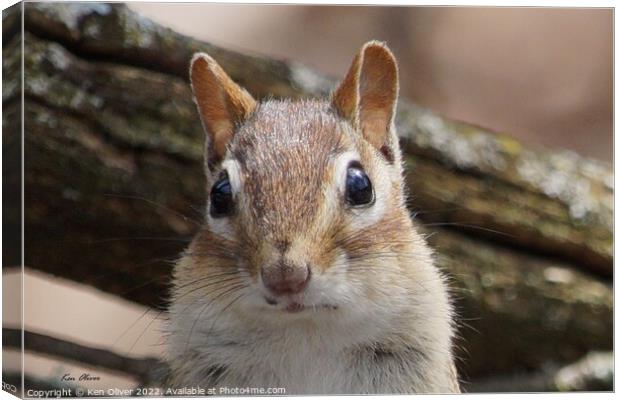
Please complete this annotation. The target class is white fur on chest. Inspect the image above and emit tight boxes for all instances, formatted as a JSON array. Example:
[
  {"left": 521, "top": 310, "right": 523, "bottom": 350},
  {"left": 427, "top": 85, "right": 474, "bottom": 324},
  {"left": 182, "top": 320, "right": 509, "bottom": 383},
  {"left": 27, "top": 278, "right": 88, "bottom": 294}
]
[
  {"left": 221, "top": 337, "right": 352, "bottom": 394},
  {"left": 168, "top": 309, "right": 385, "bottom": 394}
]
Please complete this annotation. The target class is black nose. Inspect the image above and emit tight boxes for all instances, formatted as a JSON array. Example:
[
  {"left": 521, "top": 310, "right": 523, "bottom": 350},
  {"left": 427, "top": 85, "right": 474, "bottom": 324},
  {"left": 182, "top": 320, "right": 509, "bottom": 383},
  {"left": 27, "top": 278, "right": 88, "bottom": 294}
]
[{"left": 261, "top": 261, "right": 310, "bottom": 296}]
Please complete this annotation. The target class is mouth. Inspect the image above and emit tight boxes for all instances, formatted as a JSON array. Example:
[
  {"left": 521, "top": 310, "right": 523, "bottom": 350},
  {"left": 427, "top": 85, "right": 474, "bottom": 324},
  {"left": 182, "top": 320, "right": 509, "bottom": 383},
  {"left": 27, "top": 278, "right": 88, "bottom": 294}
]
[{"left": 264, "top": 297, "right": 338, "bottom": 313}]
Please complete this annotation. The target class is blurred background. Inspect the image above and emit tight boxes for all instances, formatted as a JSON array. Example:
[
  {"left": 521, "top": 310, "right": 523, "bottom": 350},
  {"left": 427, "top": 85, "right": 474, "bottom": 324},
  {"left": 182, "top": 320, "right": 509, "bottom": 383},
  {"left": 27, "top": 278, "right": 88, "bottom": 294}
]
[
  {"left": 2, "top": 2, "right": 613, "bottom": 396},
  {"left": 130, "top": 4, "right": 613, "bottom": 162}
]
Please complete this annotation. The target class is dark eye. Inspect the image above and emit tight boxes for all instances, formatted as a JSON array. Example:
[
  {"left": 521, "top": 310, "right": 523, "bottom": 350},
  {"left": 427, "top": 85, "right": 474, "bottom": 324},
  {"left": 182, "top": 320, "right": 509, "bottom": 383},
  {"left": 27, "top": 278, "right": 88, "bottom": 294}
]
[
  {"left": 210, "top": 172, "right": 234, "bottom": 217},
  {"left": 346, "top": 163, "right": 374, "bottom": 207}
]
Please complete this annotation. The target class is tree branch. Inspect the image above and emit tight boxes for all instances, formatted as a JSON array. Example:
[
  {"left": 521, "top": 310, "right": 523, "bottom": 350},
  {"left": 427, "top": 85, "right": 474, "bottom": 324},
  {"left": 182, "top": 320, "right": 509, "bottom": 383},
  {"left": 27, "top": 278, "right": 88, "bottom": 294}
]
[{"left": 3, "top": 328, "right": 168, "bottom": 385}]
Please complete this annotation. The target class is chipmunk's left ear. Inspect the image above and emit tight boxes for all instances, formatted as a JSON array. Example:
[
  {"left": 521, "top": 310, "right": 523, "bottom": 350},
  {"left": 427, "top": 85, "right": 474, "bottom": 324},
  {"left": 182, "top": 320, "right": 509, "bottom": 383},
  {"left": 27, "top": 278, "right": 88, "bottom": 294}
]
[{"left": 331, "top": 41, "right": 399, "bottom": 161}]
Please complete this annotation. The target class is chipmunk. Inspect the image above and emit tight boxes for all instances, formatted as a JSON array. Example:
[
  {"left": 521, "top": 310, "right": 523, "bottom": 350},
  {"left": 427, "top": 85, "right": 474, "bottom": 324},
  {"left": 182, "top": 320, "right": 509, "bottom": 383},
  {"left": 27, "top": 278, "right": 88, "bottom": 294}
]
[{"left": 165, "top": 41, "right": 460, "bottom": 394}]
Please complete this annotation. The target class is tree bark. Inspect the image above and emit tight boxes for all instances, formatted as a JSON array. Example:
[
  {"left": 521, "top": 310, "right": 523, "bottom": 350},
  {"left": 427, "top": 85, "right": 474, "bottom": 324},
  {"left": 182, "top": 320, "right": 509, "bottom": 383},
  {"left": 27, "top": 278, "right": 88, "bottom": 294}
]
[
  {"left": 3, "top": 2, "right": 612, "bottom": 381},
  {"left": 464, "top": 351, "right": 613, "bottom": 392}
]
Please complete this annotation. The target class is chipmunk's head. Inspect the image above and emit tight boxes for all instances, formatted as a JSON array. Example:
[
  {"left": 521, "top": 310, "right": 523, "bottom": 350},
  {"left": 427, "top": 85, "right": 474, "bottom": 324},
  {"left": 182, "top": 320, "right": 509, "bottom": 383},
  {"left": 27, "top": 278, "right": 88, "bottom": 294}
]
[{"left": 178, "top": 42, "right": 426, "bottom": 331}]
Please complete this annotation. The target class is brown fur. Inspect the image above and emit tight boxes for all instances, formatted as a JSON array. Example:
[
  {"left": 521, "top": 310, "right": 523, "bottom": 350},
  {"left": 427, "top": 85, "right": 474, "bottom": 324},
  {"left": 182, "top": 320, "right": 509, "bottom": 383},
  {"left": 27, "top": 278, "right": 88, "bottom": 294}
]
[{"left": 231, "top": 100, "right": 343, "bottom": 241}]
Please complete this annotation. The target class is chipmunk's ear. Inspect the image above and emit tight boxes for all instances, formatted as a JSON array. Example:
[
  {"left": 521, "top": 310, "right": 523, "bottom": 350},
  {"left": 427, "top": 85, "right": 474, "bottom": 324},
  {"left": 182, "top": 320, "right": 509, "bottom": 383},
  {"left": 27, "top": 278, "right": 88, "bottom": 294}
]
[
  {"left": 190, "top": 52, "right": 257, "bottom": 170},
  {"left": 331, "top": 41, "right": 399, "bottom": 161}
]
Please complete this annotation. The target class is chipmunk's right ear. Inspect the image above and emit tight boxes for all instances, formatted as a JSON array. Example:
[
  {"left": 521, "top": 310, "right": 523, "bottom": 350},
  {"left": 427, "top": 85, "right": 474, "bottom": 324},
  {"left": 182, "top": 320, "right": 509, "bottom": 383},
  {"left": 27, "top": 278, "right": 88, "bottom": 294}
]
[{"left": 190, "top": 53, "right": 257, "bottom": 170}]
